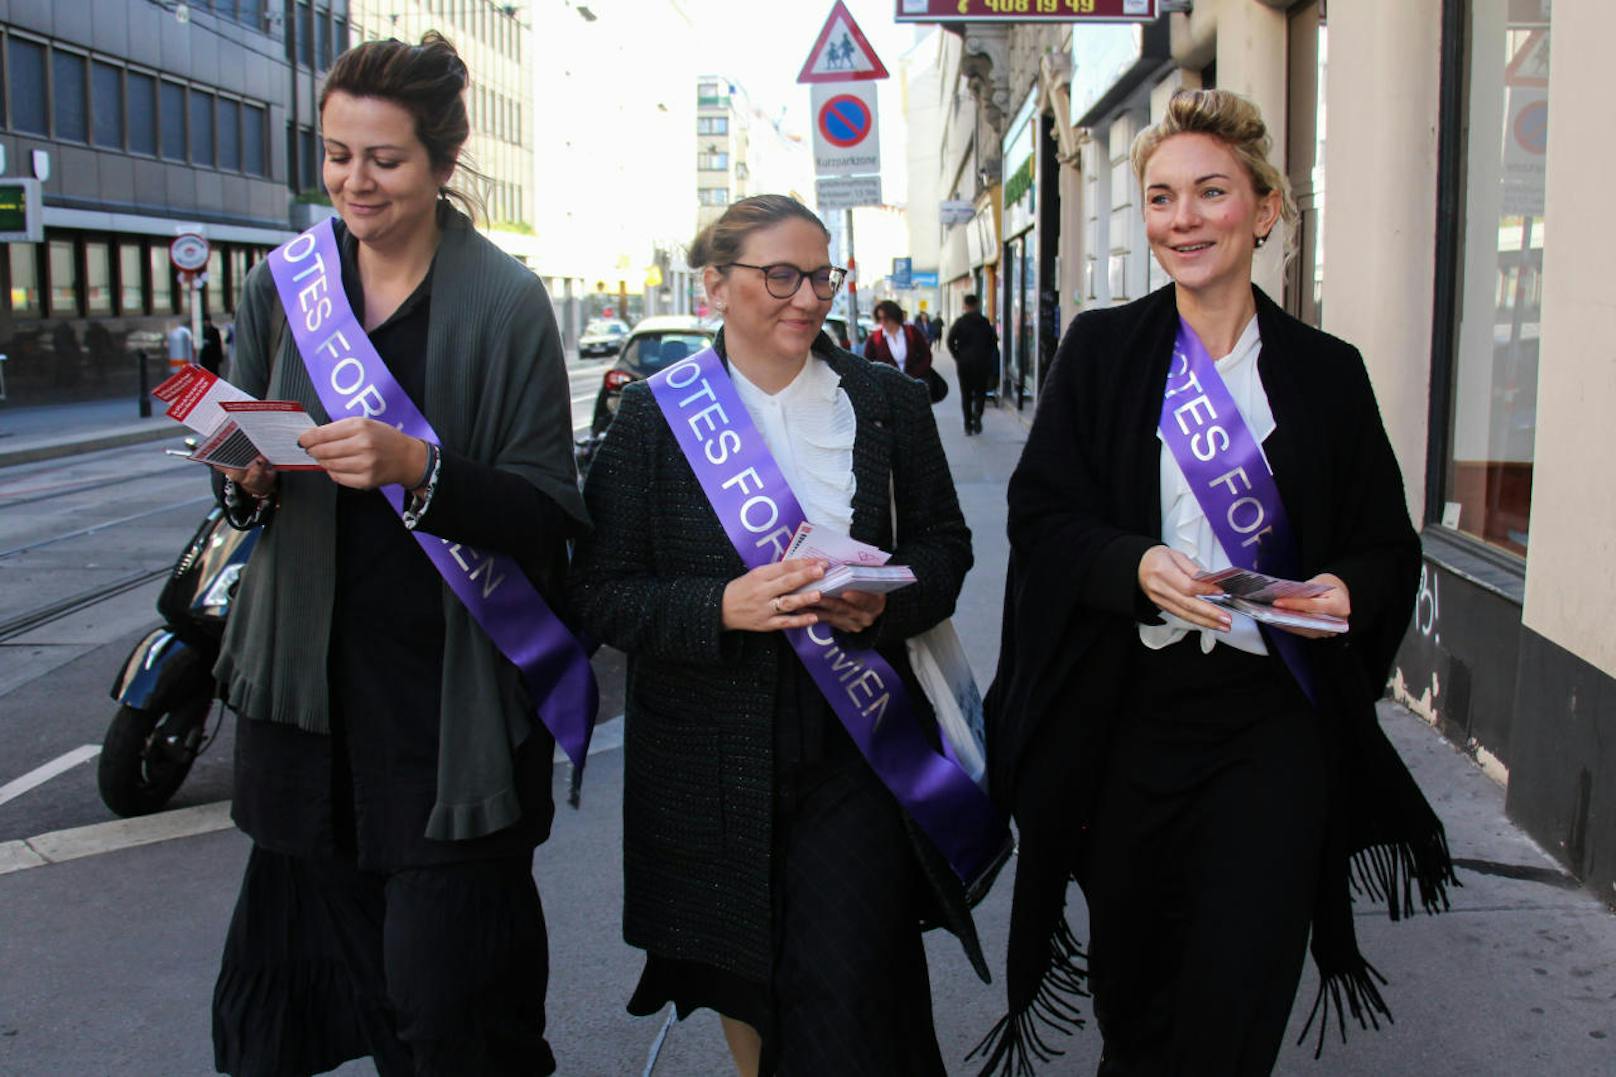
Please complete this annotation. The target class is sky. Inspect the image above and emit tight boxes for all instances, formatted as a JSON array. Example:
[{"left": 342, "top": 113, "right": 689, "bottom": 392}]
[{"left": 530, "top": 0, "right": 935, "bottom": 285}]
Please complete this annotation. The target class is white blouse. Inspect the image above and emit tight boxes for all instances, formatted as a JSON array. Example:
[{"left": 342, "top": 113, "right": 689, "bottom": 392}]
[
  {"left": 730, "top": 355, "right": 858, "bottom": 535},
  {"left": 883, "top": 326, "right": 909, "bottom": 372},
  {"left": 1139, "top": 316, "right": 1276, "bottom": 657}
]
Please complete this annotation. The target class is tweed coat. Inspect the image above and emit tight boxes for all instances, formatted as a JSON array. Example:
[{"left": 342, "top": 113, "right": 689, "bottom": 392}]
[{"left": 568, "top": 332, "right": 990, "bottom": 985}]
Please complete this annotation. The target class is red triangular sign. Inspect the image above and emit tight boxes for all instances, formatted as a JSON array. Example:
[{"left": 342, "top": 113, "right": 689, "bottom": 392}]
[{"left": 797, "top": 1, "right": 889, "bottom": 84}]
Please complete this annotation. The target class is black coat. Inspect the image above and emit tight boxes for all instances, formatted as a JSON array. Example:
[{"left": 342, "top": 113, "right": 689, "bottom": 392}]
[
  {"left": 946, "top": 310, "right": 999, "bottom": 381},
  {"left": 568, "top": 331, "right": 989, "bottom": 985},
  {"left": 975, "top": 285, "right": 1455, "bottom": 1073}
]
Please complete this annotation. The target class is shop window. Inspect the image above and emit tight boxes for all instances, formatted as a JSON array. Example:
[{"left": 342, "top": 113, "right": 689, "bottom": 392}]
[
  {"left": 85, "top": 242, "right": 112, "bottom": 315},
  {"left": 119, "top": 243, "right": 144, "bottom": 314},
  {"left": 8, "top": 38, "right": 47, "bottom": 135},
  {"left": 47, "top": 239, "right": 78, "bottom": 317},
  {"left": 53, "top": 50, "right": 88, "bottom": 142},
  {"left": 191, "top": 90, "right": 215, "bottom": 166},
  {"left": 8, "top": 244, "right": 40, "bottom": 314},
  {"left": 1439, "top": 0, "right": 1551, "bottom": 556},
  {"left": 160, "top": 80, "right": 187, "bottom": 160},
  {"left": 128, "top": 71, "right": 157, "bottom": 155},
  {"left": 150, "top": 245, "right": 174, "bottom": 314},
  {"left": 207, "top": 249, "right": 226, "bottom": 315},
  {"left": 243, "top": 104, "right": 266, "bottom": 176},
  {"left": 218, "top": 99, "right": 241, "bottom": 171},
  {"left": 229, "top": 247, "right": 248, "bottom": 310},
  {"left": 92, "top": 61, "right": 123, "bottom": 148}
]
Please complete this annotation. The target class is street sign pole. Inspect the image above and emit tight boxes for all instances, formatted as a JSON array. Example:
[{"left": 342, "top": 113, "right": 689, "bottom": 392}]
[{"left": 845, "top": 209, "right": 859, "bottom": 345}]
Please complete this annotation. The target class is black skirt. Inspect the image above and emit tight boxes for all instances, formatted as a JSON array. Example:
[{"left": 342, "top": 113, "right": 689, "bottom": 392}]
[{"left": 628, "top": 660, "right": 945, "bottom": 1076}]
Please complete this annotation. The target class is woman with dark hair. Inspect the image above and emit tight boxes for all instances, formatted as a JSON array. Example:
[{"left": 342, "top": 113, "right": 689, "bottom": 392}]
[
  {"left": 976, "top": 89, "right": 1454, "bottom": 1075},
  {"left": 864, "top": 298, "right": 933, "bottom": 383},
  {"left": 570, "top": 194, "right": 997, "bottom": 1075},
  {"left": 209, "top": 33, "right": 589, "bottom": 1076}
]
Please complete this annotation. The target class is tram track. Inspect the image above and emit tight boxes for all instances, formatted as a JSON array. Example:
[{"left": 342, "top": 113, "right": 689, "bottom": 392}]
[
  {"left": 0, "top": 461, "right": 199, "bottom": 512},
  {"left": 0, "top": 566, "right": 173, "bottom": 643}
]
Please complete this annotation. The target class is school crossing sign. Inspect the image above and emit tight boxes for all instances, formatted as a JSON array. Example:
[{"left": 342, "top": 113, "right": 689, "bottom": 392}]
[{"left": 801, "top": 1, "right": 886, "bottom": 198}]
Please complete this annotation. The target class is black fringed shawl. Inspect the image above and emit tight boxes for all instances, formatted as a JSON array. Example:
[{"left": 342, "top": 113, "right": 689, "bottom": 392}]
[{"left": 973, "top": 286, "right": 1458, "bottom": 1075}]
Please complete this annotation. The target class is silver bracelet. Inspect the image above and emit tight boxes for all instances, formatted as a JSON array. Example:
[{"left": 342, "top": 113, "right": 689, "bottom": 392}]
[{"left": 402, "top": 442, "right": 443, "bottom": 530}]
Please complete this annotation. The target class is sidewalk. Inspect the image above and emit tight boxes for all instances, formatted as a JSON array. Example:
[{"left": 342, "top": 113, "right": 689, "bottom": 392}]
[
  {"left": 0, "top": 397, "right": 181, "bottom": 468},
  {"left": 0, "top": 355, "right": 1612, "bottom": 1075}
]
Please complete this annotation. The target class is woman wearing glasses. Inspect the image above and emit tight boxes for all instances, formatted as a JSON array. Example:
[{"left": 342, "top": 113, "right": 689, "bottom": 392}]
[{"left": 570, "top": 195, "right": 986, "bottom": 1075}]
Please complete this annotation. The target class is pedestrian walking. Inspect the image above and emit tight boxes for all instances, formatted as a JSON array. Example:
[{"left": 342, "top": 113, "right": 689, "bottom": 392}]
[
  {"left": 864, "top": 299, "right": 932, "bottom": 379},
  {"left": 165, "top": 319, "right": 194, "bottom": 373},
  {"left": 945, "top": 294, "right": 997, "bottom": 435},
  {"left": 975, "top": 89, "right": 1456, "bottom": 1076},
  {"left": 208, "top": 34, "right": 591, "bottom": 1076},
  {"left": 570, "top": 194, "right": 997, "bottom": 1075},
  {"left": 199, "top": 315, "right": 224, "bottom": 374}
]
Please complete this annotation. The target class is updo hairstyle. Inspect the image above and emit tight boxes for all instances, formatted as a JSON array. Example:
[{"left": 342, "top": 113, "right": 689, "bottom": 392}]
[
  {"left": 319, "top": 32, "right": 487, "bottom": 222},
  {"left": 1129, "top": 89, "right": 1298, "bottom": 253},
  {"left": 687, "top": 195, "right": 832, "bottom": 271}
]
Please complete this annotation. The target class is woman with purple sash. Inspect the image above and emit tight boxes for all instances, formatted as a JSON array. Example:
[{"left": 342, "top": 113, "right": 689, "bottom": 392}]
[
  {"left": 975, "top": 90, "right": 1456, "bottom": 1075},
  {"left": 207, "top": 36, "right": 587, "bottom": 1075},
  {"left": 569, "top": 195, "right": 989, "bottom": 1075}
]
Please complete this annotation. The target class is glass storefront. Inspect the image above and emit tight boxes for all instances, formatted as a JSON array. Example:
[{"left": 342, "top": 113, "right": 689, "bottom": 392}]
[{"left": 1441, "top": 0, "right": 1550, "bottom": 556}]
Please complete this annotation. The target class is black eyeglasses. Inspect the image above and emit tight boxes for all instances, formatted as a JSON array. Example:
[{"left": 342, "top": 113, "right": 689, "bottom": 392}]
[{"left": 723, "top": 262, "right": 847, "bottom": 301}]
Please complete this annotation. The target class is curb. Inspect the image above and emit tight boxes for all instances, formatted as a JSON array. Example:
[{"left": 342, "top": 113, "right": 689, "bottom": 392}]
[{"left": 0, "top": 424, "right": 180, "bottom": 468}]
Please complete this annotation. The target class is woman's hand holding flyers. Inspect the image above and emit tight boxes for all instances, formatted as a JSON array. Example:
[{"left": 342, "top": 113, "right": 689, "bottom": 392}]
[
  {"left": 1271, "top": 572, "right": 1350, "bottom": 638},
  {"left": 722, "top": 560, "right": 825, "bottom": 633},
  {"left": 298, "top": 418, "right": 429, "bottom": 491},
  {"left": 1137, "top": 545, "right": 1231, "bottom": 632}
]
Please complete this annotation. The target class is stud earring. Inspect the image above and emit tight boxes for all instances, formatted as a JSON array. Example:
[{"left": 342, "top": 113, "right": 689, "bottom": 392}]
[{"left": 1254, "top": 233, "right": 1270, "bottom": 249}]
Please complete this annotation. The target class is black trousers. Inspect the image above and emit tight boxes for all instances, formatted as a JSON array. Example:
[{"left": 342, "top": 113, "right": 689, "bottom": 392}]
[
  {"left": 957, "top": 363, "right": 991, "bottom": 430},
  {"left": 213, "top": 847, "right": 554, "bottom": 1077},
  {"left": 1078, "top": 638, "right": 1328, "bottom": 1076}
]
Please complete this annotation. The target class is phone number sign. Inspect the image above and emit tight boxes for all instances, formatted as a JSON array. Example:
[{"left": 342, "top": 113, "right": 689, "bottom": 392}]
[{"left": 895, "top": 0, "right": 1158, "bottom": 20}]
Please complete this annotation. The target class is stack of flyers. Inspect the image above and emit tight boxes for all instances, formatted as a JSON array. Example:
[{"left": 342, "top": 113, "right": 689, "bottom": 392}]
[
  {"left": 152, "top": 366, "right": 321, "bottom": 471},
  {"left": 1194, "top": 567, "right": 1347, "bottom": 634},
  {"left": 783, "top": 522, "right": 917, "bottom": 597}
]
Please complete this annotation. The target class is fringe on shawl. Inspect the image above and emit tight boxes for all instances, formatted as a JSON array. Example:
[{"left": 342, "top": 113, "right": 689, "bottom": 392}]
[
  {"left": 966, "top": 917, "right": 1089, "bottom": 1077},
  {"left": 1347, "top": 830, "right": 1459, "bottom": 920},
  {"left": 1300, "top": 832, "right": 1461, "bottom": 1059},
  {"left": 1296, "top": 957, "right": 1392, "bottom": 1059}
]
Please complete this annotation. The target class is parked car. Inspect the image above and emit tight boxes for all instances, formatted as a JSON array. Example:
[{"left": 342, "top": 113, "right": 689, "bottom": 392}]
[
  {"left": 823, "top": 313, "right": 869, "bottom": 352},
  {"left": 578, "top": 317, "right": 631, "bottom": 358},
  {"left": 576, "top": 315, "right": 719, "bottom": 480}
]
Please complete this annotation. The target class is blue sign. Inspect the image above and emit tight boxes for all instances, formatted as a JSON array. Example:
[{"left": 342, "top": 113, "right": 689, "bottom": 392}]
[
  {"left": 891, "top": 256, "right": 912, "bottom": 289},
  {"left": 910, "top": 271, "right": 938, "bottom": 289},
  {"left": 819, "top": 94, "right": 874, "bottom": 148}
]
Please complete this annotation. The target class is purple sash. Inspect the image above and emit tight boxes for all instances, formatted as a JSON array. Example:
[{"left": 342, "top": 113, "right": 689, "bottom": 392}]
[
  {"left": 646, "top": 347, "right": 1008, "bottom": 887},
  {"left": 1159, "top": 319, "right": 1317, "bottom": 704},
  {"left": 267, "top": 218, "right": 597, "bottom": 765}
]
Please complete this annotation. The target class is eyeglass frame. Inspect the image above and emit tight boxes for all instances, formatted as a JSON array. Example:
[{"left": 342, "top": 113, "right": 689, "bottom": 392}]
[{"left": 720, "top": 261, "right": 847, "bottom": 301}]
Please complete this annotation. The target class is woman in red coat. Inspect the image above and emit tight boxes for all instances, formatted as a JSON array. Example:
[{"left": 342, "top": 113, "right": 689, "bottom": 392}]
[{"left": 864, "top": 300, "right": 932, "bottom": 381}]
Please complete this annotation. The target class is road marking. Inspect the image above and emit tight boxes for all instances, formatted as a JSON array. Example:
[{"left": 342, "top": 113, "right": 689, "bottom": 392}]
[
  {"left": 0, "top": 800, "right": 235, "bottom": 876},
  {"left": 0, "top": 723, "right": 630, "bottom": 876},
  {"left": 0, "top": 745, "right": 101, "bottom": 808}
]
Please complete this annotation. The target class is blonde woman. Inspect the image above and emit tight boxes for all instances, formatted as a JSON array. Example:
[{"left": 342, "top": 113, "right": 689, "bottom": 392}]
[{"left": 977, "top": 89, "right": 1455, "bottom": 1075}]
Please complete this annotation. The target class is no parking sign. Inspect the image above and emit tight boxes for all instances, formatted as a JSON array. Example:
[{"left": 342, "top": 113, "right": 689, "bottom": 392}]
[{"left": 812, "top": 81, "right": 880, "bottom": 177}]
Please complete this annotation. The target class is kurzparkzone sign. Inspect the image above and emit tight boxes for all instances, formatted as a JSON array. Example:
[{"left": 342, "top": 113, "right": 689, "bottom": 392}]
[{"left": 894, "top": 0, "right": 1158, "bottom": 21}]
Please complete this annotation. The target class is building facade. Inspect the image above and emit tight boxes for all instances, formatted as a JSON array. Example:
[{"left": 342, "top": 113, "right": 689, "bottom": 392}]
[
  {"left": 694, "top": 75, "right": 749, "bottom": 237},
  {"left": 938, "top": 0, "right": 1615, "bottom": 903},
  {"left": 0, "top": 0, "right": 296, "bottom": 406}
]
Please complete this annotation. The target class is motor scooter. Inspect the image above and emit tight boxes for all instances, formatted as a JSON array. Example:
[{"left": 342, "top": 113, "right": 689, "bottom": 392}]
[{"left": 99, "top": 503, "right": 259, "bottom": 816}]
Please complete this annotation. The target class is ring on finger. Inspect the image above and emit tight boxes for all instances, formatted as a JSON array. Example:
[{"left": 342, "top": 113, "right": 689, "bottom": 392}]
[{"left": 772, "top": 596, "right": 784, "bottom": 614}]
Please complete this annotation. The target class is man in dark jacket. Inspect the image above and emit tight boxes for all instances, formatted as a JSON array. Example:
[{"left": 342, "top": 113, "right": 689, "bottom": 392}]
[{"left": 945, "top": 294, "right": 998, "bottom": 435}]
